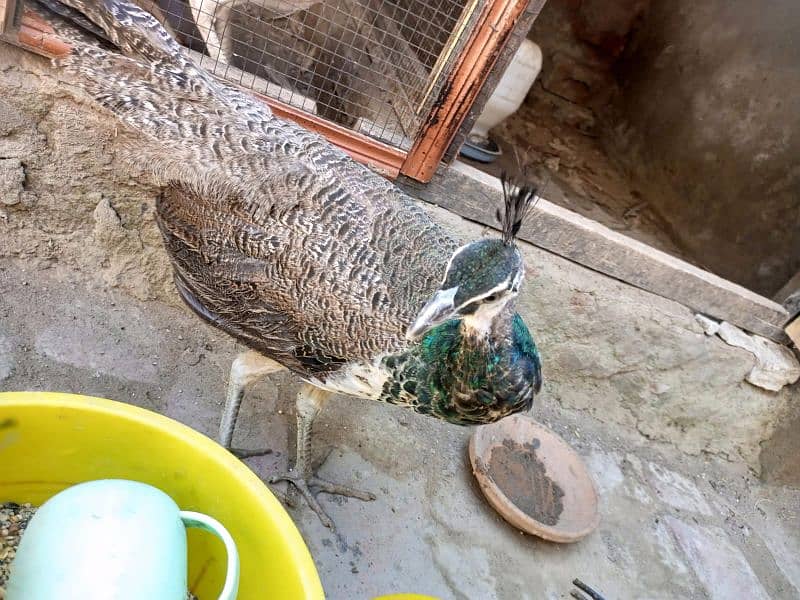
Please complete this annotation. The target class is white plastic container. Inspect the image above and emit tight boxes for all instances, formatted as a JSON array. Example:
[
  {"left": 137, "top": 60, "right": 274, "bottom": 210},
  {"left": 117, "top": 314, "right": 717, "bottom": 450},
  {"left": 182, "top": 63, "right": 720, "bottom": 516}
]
[
  {"left": 7, "top": 480, "right": 239, "bottom": 600},
  {"left": 470, "top": 39, "right": 542, "bottom": 141}
]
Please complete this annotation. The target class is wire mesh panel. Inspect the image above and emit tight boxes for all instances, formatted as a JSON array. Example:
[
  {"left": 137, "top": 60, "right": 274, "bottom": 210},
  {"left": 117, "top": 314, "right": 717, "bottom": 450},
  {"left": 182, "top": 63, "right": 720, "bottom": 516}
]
[
  {"left": 6, "top": 0, "right": 528, "bottom": 178},
  {"left": 151, "top": 0, "right": 475, "bottom": 149}
]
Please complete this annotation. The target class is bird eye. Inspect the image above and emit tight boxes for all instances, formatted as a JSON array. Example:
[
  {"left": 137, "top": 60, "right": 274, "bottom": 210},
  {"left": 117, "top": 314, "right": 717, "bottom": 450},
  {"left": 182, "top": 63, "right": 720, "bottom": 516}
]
[{"left": 485, "top": 294, "right": 498, "bottom": 302}]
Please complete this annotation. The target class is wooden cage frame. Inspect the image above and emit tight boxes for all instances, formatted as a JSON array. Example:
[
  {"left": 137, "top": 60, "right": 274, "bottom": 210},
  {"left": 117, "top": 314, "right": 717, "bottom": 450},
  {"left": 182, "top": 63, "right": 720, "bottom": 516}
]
[{"left": 0, "top": 0, "right": 545, "bottom": 182}]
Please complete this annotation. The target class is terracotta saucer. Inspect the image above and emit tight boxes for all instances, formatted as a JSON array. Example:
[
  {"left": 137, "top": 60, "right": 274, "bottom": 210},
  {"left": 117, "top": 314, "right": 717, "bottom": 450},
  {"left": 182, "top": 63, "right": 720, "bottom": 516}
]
[{"left": 469, "top": 415, "right": 600, "bottom": 542}]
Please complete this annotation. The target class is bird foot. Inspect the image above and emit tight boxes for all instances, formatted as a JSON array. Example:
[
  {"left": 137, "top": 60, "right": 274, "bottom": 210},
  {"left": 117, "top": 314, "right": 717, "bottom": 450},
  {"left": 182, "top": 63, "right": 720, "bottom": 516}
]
[
  {"left": 269, "top": 471, "right": 376, "bottom": 528},
  {"left": 228, "top": 447, "right": 273, "bottom": 459}
]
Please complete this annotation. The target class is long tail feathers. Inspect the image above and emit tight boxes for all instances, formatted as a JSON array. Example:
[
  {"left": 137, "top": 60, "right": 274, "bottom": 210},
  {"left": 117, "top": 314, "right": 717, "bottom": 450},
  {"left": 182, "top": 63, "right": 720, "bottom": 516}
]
[
  {"left": 34, "top": 0, "right": 350, "bottom": 204},
  {"left": 34, "top": 0, "right": 280, "bottom": 193},
  {"left": 38, "top": 0, "right": 223, "bottom": 102},
  {"left": 35, "top": 0, "right": 111, "bottom": 41},
  {"left": 44, "top": 0, "right": 194, "bottom": 69}
]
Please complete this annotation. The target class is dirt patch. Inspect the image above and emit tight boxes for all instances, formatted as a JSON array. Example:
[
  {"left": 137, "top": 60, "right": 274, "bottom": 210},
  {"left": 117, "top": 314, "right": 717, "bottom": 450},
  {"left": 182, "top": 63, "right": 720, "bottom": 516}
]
[
  {"left": 465, "top": 87, "right": 693, "bottom": 265},
  {"left": 486, "top": 438, "right": 565, "bottom": 526}
]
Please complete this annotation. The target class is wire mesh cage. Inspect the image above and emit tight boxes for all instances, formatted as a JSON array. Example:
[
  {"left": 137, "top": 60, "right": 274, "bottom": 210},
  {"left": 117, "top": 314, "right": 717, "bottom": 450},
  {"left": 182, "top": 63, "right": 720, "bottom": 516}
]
[
  {"left": 152, "top": 0, "right": 476, "bottom": 149},
  {"left": 3, "top": 0, "right": 539, "bottom": 180}
]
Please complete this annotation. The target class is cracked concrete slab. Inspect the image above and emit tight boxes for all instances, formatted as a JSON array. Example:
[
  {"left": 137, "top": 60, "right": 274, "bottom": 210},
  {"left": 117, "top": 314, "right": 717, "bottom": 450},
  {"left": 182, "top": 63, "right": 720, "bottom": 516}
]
[
  {"left": 665, "top": 517, "right": 771, "bottom": 600},
  {"left": 716, "top": 321, "right": 800, "bottom": 391},
  {"left": 645, "top": 462, "right": 714, "bottom": 516}
]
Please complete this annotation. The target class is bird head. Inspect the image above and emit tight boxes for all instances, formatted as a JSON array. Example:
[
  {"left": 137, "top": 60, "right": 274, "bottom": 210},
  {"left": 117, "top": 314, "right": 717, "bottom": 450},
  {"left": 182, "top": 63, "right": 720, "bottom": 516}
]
[
  {"left": 405, "top": 239, "right": 525, "bottom": 341},
  {"left": 406, "top": 175, "right": 537, "bottom": 342}
]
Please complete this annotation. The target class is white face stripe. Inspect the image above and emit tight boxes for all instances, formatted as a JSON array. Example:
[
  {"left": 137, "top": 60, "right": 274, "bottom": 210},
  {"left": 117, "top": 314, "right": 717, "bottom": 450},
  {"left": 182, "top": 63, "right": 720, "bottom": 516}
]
[
  {"left": 453, "top": 274, "right": 514, "bottom": 313},
  {"left": 443, "top": 243, "right": 527, "bottom": 310},
  {"left": 512, "top": 266, "right": 524, "bottom": 290},
  {"left": 442, "top": 242, "right": 473, "bottom": 285}
]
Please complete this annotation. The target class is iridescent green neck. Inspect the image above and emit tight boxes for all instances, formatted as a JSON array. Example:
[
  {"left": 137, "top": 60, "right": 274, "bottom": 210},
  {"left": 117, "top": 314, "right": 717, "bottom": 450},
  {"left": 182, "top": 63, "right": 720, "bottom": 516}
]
[{"left": 379, "top": 312, "right": 541, "bottom": 425}]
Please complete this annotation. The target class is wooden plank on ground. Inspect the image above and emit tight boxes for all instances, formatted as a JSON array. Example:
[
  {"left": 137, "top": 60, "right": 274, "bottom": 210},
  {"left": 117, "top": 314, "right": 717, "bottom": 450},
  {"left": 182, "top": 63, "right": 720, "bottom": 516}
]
[
  {"left": 399, "top": 161, "right": 791, "bottom": 343},
  {"left": 774, "top": 271, "right": 800, "bottom": 303},
  {"left": 787, "top": 317, "right": 800, "bottom": 348}
]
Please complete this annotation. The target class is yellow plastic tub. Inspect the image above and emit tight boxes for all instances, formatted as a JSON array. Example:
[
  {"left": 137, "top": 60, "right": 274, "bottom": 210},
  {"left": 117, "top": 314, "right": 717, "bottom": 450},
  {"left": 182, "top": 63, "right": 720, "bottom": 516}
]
[{"left": 0, "top": 391, "right": 324, "bottom": 600}]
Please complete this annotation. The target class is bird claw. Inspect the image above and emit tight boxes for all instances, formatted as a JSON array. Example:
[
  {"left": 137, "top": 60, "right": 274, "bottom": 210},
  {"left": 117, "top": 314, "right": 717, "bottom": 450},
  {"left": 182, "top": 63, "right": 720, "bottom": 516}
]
[
  {"left": 269, "top": 472, "right": 376, "bottom": 528},
  {"left": 228, "top": 447, "right": 273, "bottom": 459}
]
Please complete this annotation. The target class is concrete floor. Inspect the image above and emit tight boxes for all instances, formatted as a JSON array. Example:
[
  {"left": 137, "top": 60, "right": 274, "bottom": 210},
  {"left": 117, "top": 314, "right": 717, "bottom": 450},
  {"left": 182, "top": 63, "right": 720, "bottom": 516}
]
[{"left": 2, "top": 244, "right": 798, "bottom": 599}]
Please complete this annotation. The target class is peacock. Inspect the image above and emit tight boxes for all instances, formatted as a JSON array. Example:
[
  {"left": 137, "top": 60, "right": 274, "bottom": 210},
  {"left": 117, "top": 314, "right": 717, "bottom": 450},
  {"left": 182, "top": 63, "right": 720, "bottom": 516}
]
[{"left": 36, "top": 0, "right": 543, "bottom": 527}]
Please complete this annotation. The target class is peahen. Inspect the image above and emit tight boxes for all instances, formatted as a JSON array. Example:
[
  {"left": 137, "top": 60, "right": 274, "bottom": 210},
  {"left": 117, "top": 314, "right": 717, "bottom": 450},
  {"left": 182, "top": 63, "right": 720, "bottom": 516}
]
[{"left": 37, "top": 0, "right": 543, "bottom": 527}]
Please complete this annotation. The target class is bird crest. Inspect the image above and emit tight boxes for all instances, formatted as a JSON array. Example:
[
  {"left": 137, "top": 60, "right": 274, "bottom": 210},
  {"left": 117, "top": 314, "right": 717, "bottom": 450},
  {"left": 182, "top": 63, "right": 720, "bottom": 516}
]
[{"left": 497, "top": 172, "right": 538, "bottom": 245}]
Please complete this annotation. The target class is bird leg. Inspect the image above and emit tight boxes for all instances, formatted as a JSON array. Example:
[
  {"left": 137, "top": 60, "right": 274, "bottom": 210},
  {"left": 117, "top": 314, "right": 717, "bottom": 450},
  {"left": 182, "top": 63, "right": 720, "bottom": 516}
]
[
  {"left": 269, "top": 384, "right": 375, "bottom": 528},
  {"left": 220, "top": 350, "right": 285, "bottom": 457}
]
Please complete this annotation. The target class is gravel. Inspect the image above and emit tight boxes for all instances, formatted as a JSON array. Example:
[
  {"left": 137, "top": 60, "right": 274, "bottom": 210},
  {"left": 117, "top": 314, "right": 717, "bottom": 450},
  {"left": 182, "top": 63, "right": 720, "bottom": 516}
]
[{"left": 0, "top": 502, "right": 37, "bottom": 597}]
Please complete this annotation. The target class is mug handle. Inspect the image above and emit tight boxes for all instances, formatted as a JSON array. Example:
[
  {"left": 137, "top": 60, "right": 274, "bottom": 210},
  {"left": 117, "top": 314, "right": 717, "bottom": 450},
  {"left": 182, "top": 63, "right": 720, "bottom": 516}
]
[{"left": 180, "top": 511, "right": 240, "bottom": 600}]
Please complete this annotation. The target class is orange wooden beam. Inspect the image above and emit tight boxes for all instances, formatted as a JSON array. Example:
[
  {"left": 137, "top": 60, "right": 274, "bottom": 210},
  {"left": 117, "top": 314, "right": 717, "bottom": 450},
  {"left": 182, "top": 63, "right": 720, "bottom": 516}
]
[
  {"left": 16, "top": 9, "right": 72, "bottom": 57},
  {"left": 400, "top": 0, "right": 529, "bottom": 182}
]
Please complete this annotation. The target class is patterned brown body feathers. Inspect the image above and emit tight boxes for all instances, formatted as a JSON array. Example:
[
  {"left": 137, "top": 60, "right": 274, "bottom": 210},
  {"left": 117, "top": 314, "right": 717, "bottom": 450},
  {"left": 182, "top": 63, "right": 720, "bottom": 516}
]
[{"left": 42, "top": 0, "right": 458, "bottom": 379}]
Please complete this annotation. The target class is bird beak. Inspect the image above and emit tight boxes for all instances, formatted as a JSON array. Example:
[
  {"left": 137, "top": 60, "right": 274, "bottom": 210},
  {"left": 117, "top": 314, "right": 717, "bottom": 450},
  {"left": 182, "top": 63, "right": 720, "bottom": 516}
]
[{"left": 405, "top": 287, "right": 458, "bottom": 341}]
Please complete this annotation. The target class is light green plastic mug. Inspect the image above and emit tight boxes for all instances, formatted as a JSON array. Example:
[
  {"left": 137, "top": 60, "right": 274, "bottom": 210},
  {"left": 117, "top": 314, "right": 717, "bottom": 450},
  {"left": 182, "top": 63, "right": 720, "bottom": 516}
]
[{"left": 7, "top": 479, "right": 239, "bottom": 600}]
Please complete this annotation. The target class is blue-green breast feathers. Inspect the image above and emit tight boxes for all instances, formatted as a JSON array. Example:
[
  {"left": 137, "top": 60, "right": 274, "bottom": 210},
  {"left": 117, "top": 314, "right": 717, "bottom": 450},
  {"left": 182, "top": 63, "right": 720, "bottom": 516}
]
[
  {"left": 511, "top": 313, "right": 543, "bottom": 394},
  {"left": 379, "top": 314, "right": 542, "bottom": 425}
]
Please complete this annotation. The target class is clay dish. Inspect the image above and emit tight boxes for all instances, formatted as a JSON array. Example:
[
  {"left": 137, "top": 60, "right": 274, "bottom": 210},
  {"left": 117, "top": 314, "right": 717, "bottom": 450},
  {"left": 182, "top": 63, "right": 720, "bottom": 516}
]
[{"left": 469, "top": 415, "right": 600, "bottom": 542}]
